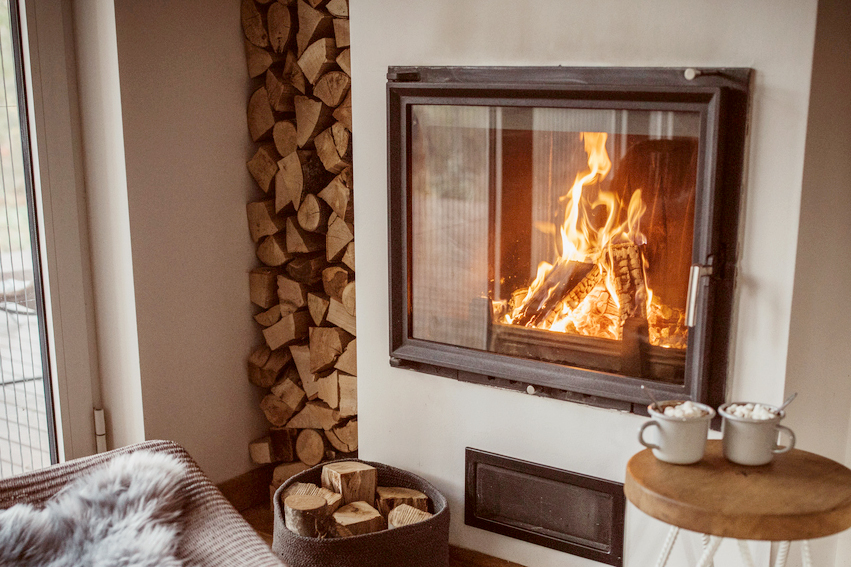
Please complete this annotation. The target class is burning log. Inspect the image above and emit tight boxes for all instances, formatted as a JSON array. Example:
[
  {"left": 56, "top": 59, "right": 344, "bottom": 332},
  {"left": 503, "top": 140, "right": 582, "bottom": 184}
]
[
  {"left": 565, "top": 264, "right": 603, "bottom": 309},
  {"left": 512, "top": 260, "right": 593, "bottom": 327},
  {"left": 609, "top": 243, "right": 649, "bottom": 325}
]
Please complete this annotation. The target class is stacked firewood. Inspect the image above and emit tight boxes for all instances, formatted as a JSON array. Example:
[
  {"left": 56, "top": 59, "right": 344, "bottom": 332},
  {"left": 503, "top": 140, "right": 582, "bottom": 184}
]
[
  {"left": 282, "top": 462, "right": 433, "bottom": 537},
  {"left": 242, "top": 0, "right": 356, "bottom": 501}
]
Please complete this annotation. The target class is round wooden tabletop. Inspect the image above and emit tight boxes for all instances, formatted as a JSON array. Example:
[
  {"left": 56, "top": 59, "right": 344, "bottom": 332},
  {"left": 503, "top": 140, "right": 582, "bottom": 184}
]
[{"left": 624, "top": 440, "right": 851, "bottom": 541}]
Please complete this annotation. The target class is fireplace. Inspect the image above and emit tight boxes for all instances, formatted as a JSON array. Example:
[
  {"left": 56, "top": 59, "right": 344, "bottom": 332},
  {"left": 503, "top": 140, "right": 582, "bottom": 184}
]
[{"left": 387, "top": 66, "right": 751, "bottom": 412}]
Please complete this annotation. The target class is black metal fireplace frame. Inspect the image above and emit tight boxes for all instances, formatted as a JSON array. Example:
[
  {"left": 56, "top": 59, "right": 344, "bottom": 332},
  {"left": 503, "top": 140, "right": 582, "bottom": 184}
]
[{"left": 387, "top": 66, "right": 751, "bottom": 413}]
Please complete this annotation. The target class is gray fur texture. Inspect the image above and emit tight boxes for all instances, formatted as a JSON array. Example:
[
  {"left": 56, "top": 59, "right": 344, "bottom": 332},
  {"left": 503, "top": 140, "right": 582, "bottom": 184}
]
[{"left": 0, "top": 450, "right": 190, "bottom": 567}]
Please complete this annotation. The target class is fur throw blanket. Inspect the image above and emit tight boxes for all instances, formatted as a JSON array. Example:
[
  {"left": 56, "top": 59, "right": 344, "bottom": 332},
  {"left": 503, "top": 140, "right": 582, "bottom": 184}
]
[{"left": 0, "top": 451, "right": 192, "bottom": 567}]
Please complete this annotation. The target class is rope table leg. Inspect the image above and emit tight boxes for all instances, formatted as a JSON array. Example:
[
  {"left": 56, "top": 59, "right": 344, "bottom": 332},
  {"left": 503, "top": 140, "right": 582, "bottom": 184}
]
[
  {"left": 737, "top": 540, "right": 755, "bottom": 567},
  {"left": 801, "top": 540, "right": 812, "bottom": 567},
  {"left": 701, "top": 534, "right": 715, "bottom": 567},
  {"left": 655, "top": 526, "right": 680, "bottom": 567},
  {"left": 774, "top": 541, "right": 791, "bottom": 567},
  {"left": 695, "top": 536, "right": 722, "bottom": 567}
]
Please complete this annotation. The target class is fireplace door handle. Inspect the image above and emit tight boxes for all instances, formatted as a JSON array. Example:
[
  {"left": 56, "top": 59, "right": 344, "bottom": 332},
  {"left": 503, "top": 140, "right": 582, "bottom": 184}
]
[{"left": 685, "top": 264, "right": 713, "bottom": 328}]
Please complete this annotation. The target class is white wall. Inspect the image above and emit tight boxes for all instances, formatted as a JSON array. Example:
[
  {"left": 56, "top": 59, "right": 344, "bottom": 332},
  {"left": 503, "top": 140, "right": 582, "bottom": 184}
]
[
  {"left": 109, "top": 0, "right": 267, "bottom": 483},
  {"left": 350, "top": 1, "right": 827, "bottom": 566}
]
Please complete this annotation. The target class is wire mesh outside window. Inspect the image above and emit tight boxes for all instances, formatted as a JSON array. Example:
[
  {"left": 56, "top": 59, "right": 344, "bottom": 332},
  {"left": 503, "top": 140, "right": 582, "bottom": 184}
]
[{"left": 0, "top": 0, "right": 55, "bottom": 478}]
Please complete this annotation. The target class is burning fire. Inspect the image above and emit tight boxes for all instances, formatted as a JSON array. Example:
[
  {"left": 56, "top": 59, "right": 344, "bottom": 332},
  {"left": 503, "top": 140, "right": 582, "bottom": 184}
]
[{"left": 499, "top": 132, "right": 685, "bottom": 348}]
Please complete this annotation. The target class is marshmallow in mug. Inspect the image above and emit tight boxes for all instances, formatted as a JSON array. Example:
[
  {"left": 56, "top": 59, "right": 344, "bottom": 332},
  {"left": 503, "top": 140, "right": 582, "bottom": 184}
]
[
  {"left": 663, "top": 401, "right": 709, "bottom": 419},
  {"left": 725, "top": 403, "right": 777, "bottom": 420}
]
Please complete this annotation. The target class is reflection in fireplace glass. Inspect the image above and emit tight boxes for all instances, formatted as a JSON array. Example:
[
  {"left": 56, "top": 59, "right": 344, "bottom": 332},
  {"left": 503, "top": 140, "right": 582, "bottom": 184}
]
[{"left": 410, "top": 105, "right": 699, "bottom": 384}]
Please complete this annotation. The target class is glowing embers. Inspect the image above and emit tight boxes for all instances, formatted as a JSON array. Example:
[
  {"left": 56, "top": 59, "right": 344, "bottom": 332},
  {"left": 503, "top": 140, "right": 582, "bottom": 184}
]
[{"left": 494, "top": 132, "right": 688, "bottom": 350}]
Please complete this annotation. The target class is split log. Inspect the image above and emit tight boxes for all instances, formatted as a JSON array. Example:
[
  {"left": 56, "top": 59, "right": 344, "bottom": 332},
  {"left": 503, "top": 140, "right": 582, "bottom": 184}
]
[
  {"left": 565, "top": 264, "right": 603, "bottom": 309},
  {"left": 297, "top": 193, "right": 332, "bottom": 233},
  {"left": 332, "top": 502, "right": 385, "bottom": 537},
  {"left": 296, "top": 1, "right": 333, "bottom": 56},
  {"left": 286, "top": 252, "right": 328, "bottom": 285},
  {"left": 327, "top": 298, "right": 356, "bottom": 336},
  {"left": 322, "top": 461, "right": 377, "bottom": 505},
  {"left": 249, "top": 436, "right": 275, "bottom": 464},
  {"left": 316, "top": 370, "right": 339, "bottom": 408},
  {"left": 257, "top": 233, "right": 292, "bottom": 267},
  {"left": 322, "top": 266, "right": 351, "bottom": 302},
  {"left": 266, "top": 67, "right": 298, "bottom": 113},
  {"left": 270, "top": 376, "right": 307, "bottom": 418},
  {"left": 326, "top": 215, "right": 354, "bottom": 262},
  {"left": 245, "top": 39, "right": 277, "bottom": 78},
  {"left": 295, "top": 96, "right": 334, "bottom": 148},
  {"left": 263, "top": 310, "right": 312, "bottom": 350},
  {"left": 310, "top": 326, "right": 354, "bottom": 373},
  {"left": 388, "top": 504, "right": 432, "bottom": 529},
  {"left": 313, "top": 71, "right": 350, "bottom": 108},
  {"left": 249, "top": 267, "right": 280, "bottom": 309},
  {"left": 270, "top": 426, "right": 299, "bottom": 462},
  {"left": 273, "top": 120, "right": 299, "bottom": 159},
  {"left": 284, "top": 51, "right": 309, "bottom": 95},
  {"left": 336, "top": 49, "right": 350, "bottom": 78},
  {"left": 298, "top": 38, "right": 340, "bottom": 86},
  {"left": 337, "top": 372, "right": 356, "bottom": 417},
  {"left": 278, "top": 150, "right": 331, "bottom": 211},
  {"left": 610, "top": 242, "right": 649, "bottom": 324},
  {"left": 248, "top": 87, "right": 275, "bottom": 142},
  {"left": 286, "top": 217, "right": 325, "bottom": 254},
  {"left": 325, "top": 419, "right": 357, "bottom": 452},
  {"left": 267, "top": 1, "right": 294, "bottom": 53},
  {"left": 247, "top": 143, "right": 280, "bottom": 193},
  {"left": 285, "top": 494, "right": 328, "bottom": 537},
  {"left": 289, "top": 344, "right": 320, "bottom": 398},
  {"left": 332, "top": 90, "right": 352, "bottom": 130},
  {"left": 341, "top": 281, "right": 355, "bottom": 316},
  {"left": 282, "top": 481, "right": 342, "bottom": 514},
  {"left": 286, "top": 401, "right": 340, "bottom": 430},
  {"left": 512, "top": 260, "right": 594, "bottom": 327},
  {"left": 249, "top": 345, "right": 292, "bottom": 387},
  {"left": 272, "top": 461, "right": 311, "bottom": 493},
  {"left": 305, "top": 0, "right": 328, "bottom": 7},
  {"left": 326, "top": 0, "right": 348, "bottom": 18},
  {"left": 296, "top": 428, "right": 327, "bottom": 466},
  {"left": 247, "top": 199, "right": 285, "bottom": 242},
  {"left": 333, "top": 19, "right": 349, "bottom": 48},
  {"left": 318, "top": 172, "right": 351, "bottom": 220},
  {"left": 315, "top": 126, "right": 349, "bottom": 174},
  {"left": 332, "top": 122, "right": 351, "bottom": 164},
  {"left": 277, "top": 275, "right": 309, "bottom": 314},
  {"left": 375, "top": 487, "right": 429, "bottom": 518},
  {"left": 254, "top": 304, "right": 282, "bottom": 327},
  {"left": 241, "top": 0, "right": 269, "bottom": 47},
  {"left": 307, "top": 292, "right": 330, "bottom": 325},
  {"left": 261, "top": 393, "right": 298, "bottom": 427},
  {"left": 341, "top": 241, "right": 355, "bottom": 271},
  {"left": 334, "top": 338, "right": 356, "bottom": 376},
  {"left": 248, "top": 344, "right": 271, "bottom": 370}
]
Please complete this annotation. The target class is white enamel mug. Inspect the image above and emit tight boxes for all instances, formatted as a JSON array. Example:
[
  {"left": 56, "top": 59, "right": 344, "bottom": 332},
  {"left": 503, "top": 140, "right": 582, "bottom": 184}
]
[
  {"left": 638, "top": 401, "right": 715, "bottom": 465},
  {"left": 718, "top": 402, "right": 795, "bottom": 466}
]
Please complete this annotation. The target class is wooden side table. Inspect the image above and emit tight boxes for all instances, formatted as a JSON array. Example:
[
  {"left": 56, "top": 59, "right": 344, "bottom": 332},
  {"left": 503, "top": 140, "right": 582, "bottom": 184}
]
[{"left": 625, "top": 440, "right": 851, "bottom": 567}]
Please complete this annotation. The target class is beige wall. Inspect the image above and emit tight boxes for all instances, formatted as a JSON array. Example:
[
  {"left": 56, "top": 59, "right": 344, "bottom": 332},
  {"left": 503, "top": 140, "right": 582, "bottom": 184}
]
[
  {"left": 349, "top": 0, "right": 837, "bottom": 566},
  {"left": 111, "top": 0, "right": 266, "bottom": 483}
]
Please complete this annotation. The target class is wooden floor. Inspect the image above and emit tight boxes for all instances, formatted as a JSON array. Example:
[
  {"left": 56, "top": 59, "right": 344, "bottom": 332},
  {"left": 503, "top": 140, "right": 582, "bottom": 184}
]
[{"left": 238, "top": 503, "right": 527, "bottom": 567}]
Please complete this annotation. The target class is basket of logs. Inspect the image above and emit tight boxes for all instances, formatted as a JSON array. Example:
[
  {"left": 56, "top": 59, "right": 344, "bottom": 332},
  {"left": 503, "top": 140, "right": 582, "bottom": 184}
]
[{"left": 272, "top": 459, "right": 449, "bottom": 567}]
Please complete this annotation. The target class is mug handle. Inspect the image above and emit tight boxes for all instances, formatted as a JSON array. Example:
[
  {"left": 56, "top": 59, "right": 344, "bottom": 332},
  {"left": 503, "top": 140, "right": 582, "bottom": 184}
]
[
  {"left": 772, "top": 425, "right": 796, "bottom": 454},
  {"left": 638, "top": 420, "right": 660, "bottom": 450}
]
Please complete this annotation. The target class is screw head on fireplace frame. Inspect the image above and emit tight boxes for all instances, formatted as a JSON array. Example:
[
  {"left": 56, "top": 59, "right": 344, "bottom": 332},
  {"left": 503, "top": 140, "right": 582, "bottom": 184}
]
[{"left": 387, "top": 66, "right": 752, "bottom": 413}]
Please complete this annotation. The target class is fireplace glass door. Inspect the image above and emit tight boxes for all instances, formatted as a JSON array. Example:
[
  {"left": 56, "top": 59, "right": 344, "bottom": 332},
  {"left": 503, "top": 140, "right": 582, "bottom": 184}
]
[
  {"left": 388, "top": 67, "right": 749, "bottom": 409},
  {"left": 411, "top": 105, "right": 698, "bottom": 384}
]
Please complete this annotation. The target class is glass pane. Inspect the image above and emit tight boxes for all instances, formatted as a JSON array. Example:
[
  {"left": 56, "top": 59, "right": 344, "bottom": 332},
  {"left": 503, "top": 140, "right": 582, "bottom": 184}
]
[
  {"left": 410, "top": 104, "right": 699, "bottom": 384},
  {"left": 0, "top": 0, "right": 53, "bottom": 477}
]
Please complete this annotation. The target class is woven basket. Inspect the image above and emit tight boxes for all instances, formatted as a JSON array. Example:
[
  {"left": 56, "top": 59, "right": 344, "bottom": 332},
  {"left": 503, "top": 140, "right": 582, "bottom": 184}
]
[{"left": 272, "top": 459, "right": 449, "bottom": 567}]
